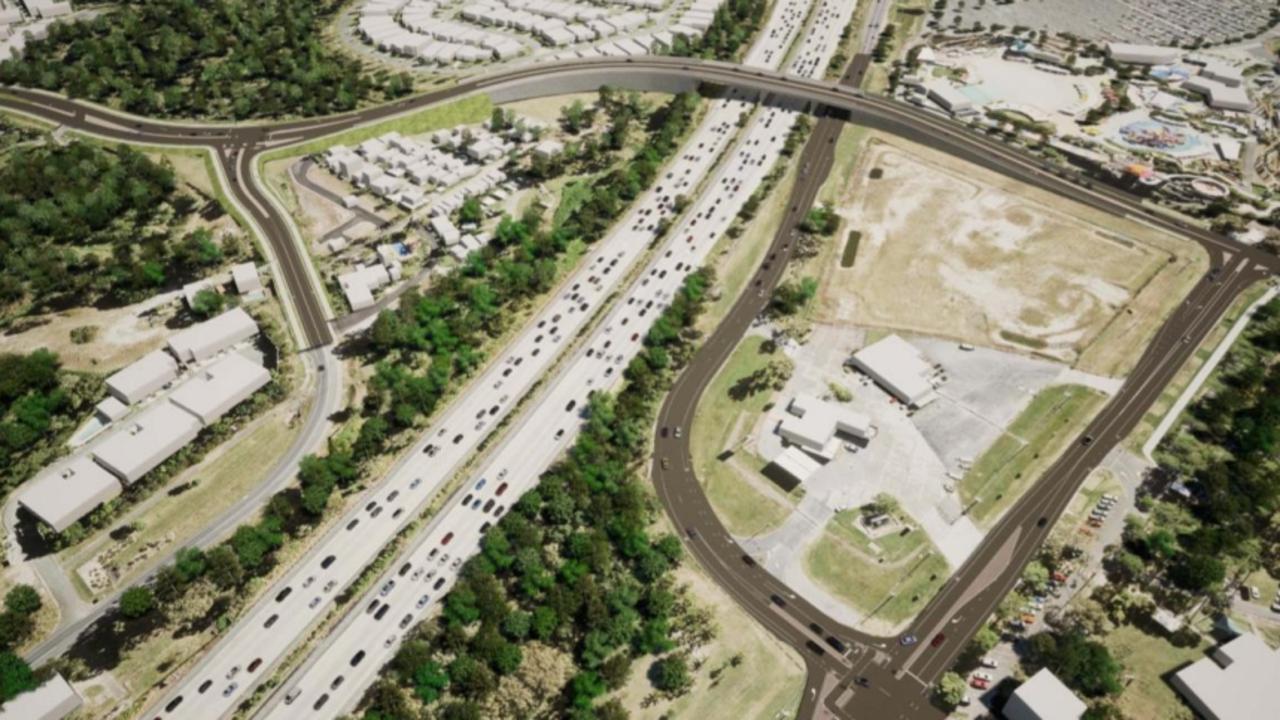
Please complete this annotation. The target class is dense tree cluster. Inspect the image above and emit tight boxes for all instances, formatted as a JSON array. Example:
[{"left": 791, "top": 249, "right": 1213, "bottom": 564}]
[
  {"left": 0, "top": 650, "right": 36, "bottom": 702},
  {"left": 767, "top": 277, "right": 817, "bottom": 316},
  {"left": 1135, "top": 297, "right": 1280, "bottom": 593},
  {"left": 0, "top": 584, "right": 42, "bottom": 651},
  {"left": 0, "top": 0, "right": 412, "bottom": 120},
  {"left": 1028, "top": 629, "right": 1123, "bottom": 698},
  {"left": 362, "top": 269, "right": 713, "bottom": 720},
  {"left": 0, "top": 140, "right": 227, "bottom": 317},
  {"left": 666, "top": 0, "right": 766, "bottom": 60}
]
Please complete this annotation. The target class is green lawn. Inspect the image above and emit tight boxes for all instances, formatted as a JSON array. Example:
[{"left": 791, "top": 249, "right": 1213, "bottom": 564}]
[
  {"left": 1103, "top": 624, "right": 1207, "bottom": 720},
  {"left": 257, "top": 94, "right": 493, "bottom": 163},
  {"left": 961, "top": 384, "right": 1107, "bottom": 527},
  {"left": 692, "top": 336, "right": 797, "bottom": 536},
  {"left": 804, "top": 511, "right": 948, "bottom": 626}
]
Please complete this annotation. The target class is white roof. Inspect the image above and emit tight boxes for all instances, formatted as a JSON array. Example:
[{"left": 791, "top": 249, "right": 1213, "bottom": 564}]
[
  {"left": 105, "top": 350, "right": 179, "bottom": 404},
  {"left": 95, "top": 396, "right": 129, "bottom": 421},
  {"left": 770, "top": 446, "right": 821, "bottom": 484},
  {"left": 1172, "top": 633, "right": 1280, "bottom": 720},
  {"left": 430, "top": 216, "right": 461, "bottom": 244},
  {"left": 231, "top": 262, "right": 263, "bottom": 294},
  {"left": 168, "top": 307, "right": 258, "bottom": 363},
  {"left": 0, "top": 673, "right": 81, "bottom": 720},
  {"left": 91, "top": 402, "right": 202, "bottom": 483},
  {"left": 1005, "top": 669, "right": 1086, "bottom": 720},
  {"left": 169, "top": 353, "right": 271, "bottom": 426},
  {"left": 1106, "top": 42, "right": 1181, "bottom": 65},
  {"left": 851, "top": 335, "right": 937, "bottom": 407},
  {"left": 17, "top": 457, "right": 123, "bottom": 533}
]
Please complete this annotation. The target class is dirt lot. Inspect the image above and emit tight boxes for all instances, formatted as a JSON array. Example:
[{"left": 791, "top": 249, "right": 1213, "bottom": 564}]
[{"left": 817, "top": 136, "right": 1206, "bottom": 377}]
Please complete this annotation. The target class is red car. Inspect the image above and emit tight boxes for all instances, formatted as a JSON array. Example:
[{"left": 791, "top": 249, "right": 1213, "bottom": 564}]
[
  {"left": 970, "top": 676, "right": 990, "bottom": 690},
  {"left": 930, "top": 632, "right": 946, "bottom": 648}
]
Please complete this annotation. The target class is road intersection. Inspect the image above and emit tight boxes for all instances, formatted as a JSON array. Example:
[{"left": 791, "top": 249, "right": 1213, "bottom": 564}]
[{"left": 3, "top": 25, "right": 1276, "bottom": 720}]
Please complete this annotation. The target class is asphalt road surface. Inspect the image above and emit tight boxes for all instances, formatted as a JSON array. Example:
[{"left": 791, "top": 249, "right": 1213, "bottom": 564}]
[{"left": 3, "top": 51, "right": 1276, "bottom": 720}]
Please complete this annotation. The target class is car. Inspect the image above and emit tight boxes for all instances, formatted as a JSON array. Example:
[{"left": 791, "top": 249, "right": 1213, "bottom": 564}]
[
  {"left": 972, "top": 672, "right": 992, "bottom": 682},
  {"left": 199, "top": 679, "right": 214, "bottom": 694},
  {"left": 399, "top": 562, "right": 412, "bottom": 577},
  {"left": 223, "top": 682, "right": 239, "bottom": 697},
  {"left": 247, "top": 658, "right": 263, "bottom": 673},
  {"left": 323, "top": 580, "right": 336, "bottom": 593},
  {"left": 474, "top": 478, "right": 487, "bottom": 491},
  {"left": 661, "top": 457, "right": 669, "bottom": 470},
  {"left": 410, "top": 478, "right": 422, "bottom": 490},
  {"left": 495, "top": 482, "right": 508, "bottom": 496},
  {"left": 411, "top": 568, "right": 425, "bottom": 582},
  {"left": 400, "top": 614, "right": 414, "bottom": 629},
  {"left": 899, "top": 634, "right": 918, "bottom": 646},
  {"left": 980, "top": 657, "right": 998, "bottom": 669},
  {"left": 969, "top": 677, "right": 989, "bottom": 690},
  {"left": 284, "top": 687, "right": 302, "bottom": 704},
  {"left": 303, "top": 575, "right": 315, "bottom": 589},
  {"left": 441, "top": 532, "right": 454, "bottom": 545},
  {"left": 308, "top": 596, "right": 322, "bottom": 609},
  {"left": 674, "top": 427, "right": 682, "bottom": 438},
  {"left": 227, "top": 666, "right": 241, "bottom": 680},
  {"left": 417, "top": 594, "right": 431, "bottom": 609},
  {"left": 321, "top": 554, "right": 336, "bottom": 569},
  {"left": 1271, "top": 601, "right": 1280, "bottom": 613},
  {"left": 350, "top": 650, "right": 366, "bottom": 667},
  {"left": 264, "top": 613, "right": 279, "bottom": 629},
  {"left": 331, "top": 675, "right": 344, "bottom": 690},
  {"left": 375, "top": 605, "right": 390, "bottom": 621},
  {"left": 380, "top": 580, "right": 395, "bottom": 596},
  {"left": 930, "top": 633, "right": 946, "bottom": 648},
  {"left": 1250, "top": 586, "right": 1261, "bottom": 600},
  {"left": 384, "top": 635, "right": 397, "bottom": 648}
]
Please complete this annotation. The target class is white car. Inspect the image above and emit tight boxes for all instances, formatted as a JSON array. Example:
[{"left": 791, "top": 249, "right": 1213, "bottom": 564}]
[{"left": 980, "top": 657, "right": 998, "bottom": 669}]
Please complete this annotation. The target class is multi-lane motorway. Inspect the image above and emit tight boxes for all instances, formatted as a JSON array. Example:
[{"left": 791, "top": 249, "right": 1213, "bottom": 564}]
[{"left": 3, "top": 19, "right": 1277, "bottom": 720}]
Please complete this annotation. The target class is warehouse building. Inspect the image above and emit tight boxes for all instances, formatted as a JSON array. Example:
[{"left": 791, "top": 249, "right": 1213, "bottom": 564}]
[
  {"left": 1183, "top": 76, "right": 1252, "bottom": 111},
  {"left": 925, "top": 83, "right": 975, "bottom": 116},
  {"left": 1004, "top": 669, "right": 1086, "bottom": 720},
  {"left": 1171, "top": 632, "right": 1279, "bottom": 720},
  {"left": 92, "top": 402, "right": 202, "bottom": 483},
  {"left": 16, "top": 457, "right": 123, "bottom": 533},
  {"left": 0, "top": 673, "right": 82, "bottom": 720},
  {"left": 848, "top": 335, "right": 940, "bottom": 408},
  {"left": 167, "top": 307, "right": 259, "bottom": 363},
  {"left": 1106, "top": 42, "right": 1181, "bottom": 65},
  {"left": 767, "top": 445, "right": 822, "bottom": 489},
  {"left": 169, "top": 353, "right": 271, "bottom": 425},
  {"left": 105, "top": 349, "right": 180, "bottom": 405},
  {"left": 777, "top": 393, "right": 874, "bottom": 460}
]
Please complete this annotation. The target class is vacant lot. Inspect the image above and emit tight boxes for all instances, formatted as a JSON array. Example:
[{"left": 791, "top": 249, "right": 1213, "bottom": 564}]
[
  {"left": 1103, "top": 624, "right": 1207, "bottom": 720},
  {"left": 960, "top": 384, "right": 1107, "bottom": 527},
  {"left": 804, "top": 508, "right": 949, "bottom": 631},
  {"left": 691, "top": 336, "right": 797, "bottom": 536},
  {"left": 818, "top": 138, "right": 1205, "bottom": 376}
]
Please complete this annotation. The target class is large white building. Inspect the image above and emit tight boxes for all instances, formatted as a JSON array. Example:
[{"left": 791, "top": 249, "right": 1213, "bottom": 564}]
[
  {"left": 1106, "top": 42, "right": 1181, "bottom": 65},
  {"left": 848, "top": 335, "right": 940, "bottom": 408},
  {"left": 167, "top": 307, "right": 259, "bottom": 363},
  {"left": 105, "top": 349, "right": 179, "bottom": 405},
  {"left": 169, "top": 353, "right": 271, "bottom": 425},
  {"left": 1171, "top": 632, "right": 1280, "bottom": 720},
  {"left": 91, "top": 402, "right": 203, "bottom": 483},
  {"left": 0, "top": 673, "right": 82, "bottom": 720},
  {"left": 1004, "top": 669, "right": 1086, "bottom": 720},
  {"left": 1183, "top": 76, "right": 1252, "bottom": 112},
  {"left": 16, "top": 456, "right": 123, "bottom": 533},
  {"left": 777, "top": 393, "right": 874, "bottom": 460}
]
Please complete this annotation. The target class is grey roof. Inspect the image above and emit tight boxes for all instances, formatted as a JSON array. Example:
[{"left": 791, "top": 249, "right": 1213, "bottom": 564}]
[
  {"left": 0, "top": 673, "right": 81, "bottom": 720},
  {"left": 1005, "top": 669, "right": 1086, "bottom": 720},
  {"left": 1172, "top": 633, "right": 1280, "bottom": 720},
  {"left": 91, "top": 401, "right": 202, "bottom": 483},
  {"left": 167, "top": 307, "right": 258, "bottom": 363},
  {"left": 105, "top": 349, "right": 179, "bottom": 404},
  {"left": 850, "top": 335, "right": 938, "bottom": 407},
  {"left": 16, "top": 457, "right": 123, "bottom": 532},
  {"left": 169, "top": 353, "right": 270, "bottom": 425}
]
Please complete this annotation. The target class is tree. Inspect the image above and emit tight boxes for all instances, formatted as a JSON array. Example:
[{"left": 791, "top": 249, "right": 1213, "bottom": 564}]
[
  {"left": 459, "top": 197, "right": 484, "bottom": 225},
  {"left": 1022, "top": 560, "right": 1051, "bottom": 594},
  {"left": 1169, "top": 552, "right": 1225, "bottom": 593},
  {"left": 3, "top": 585, "right": 40, "bottom": 616},
  {"left": 414, "top": 659, "right": 449, "bottom": 704},
  {"left": 190, "top": 288, "right": 225, "bottom": 319},
  {"left": 0, "top": 612, "right": 33, "bottom": 649},
  {"left": 206, "top": 545, "right": 245, "bottom": 589},
  {"left": 936, "top": 671, "right": 967, "bottom": 709},
  {"left": 1030, "top": 630, "right": 1123, "bottom": 697},
  {"left": 0, "top": 651, "right": 35, "bottom": 701},
  {"left": 651, "top": 655, "right": 691, "bottom": 694},
  {"left": 120, "top": 586, "right": 155, "bottom": 619}
]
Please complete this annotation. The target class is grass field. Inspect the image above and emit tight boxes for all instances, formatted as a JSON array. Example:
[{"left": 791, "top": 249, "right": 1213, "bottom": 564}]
[
  {"left": 257, "top": 95, "right": 493, "bottom": 164},
  {"left": 612, "top": 563, "right": 805, "bottom": 719},
  {"left": 1103, "top": 624, "right": 1206, "bottom": 720},
  {"left": 692, "top": 336, "right": 797, "bottom": 536},
  {"left": 60, "top": 410, "right": 303, "bottom": 594},
  {"left": 960, "top": 384, "right": 1107, "bottom": 527},
  {"left": 804, "top": 510, "right": 949, "bottom": 628}
]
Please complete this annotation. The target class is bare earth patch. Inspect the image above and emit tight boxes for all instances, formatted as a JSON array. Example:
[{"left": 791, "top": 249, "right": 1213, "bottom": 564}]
[{"left": 819, "top": 136, "right": 1206, "bottom": 376}]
